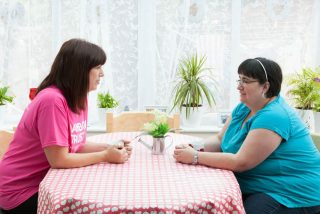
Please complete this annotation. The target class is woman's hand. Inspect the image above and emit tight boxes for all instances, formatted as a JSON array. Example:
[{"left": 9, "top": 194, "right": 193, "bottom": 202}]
[
  {"left": 104, "top": 146, "right": 129, "bottom": 164},
  {"left": 173, "top": 144, "right": 196, "bottom": 164},
  {"left": 122, "top": 139, "right": 133, "bottom": 158}
]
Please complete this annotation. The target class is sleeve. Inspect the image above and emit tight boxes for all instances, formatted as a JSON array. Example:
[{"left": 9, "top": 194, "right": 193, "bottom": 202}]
[
  {"left": 231, "top": 103, "right": 245, "bottom": 118},
  {"left": 37, "top": 97, "right": 70, "bottom": 148},
  {"left": 250, "top": 109, "right": 290, "bottom": 141}
]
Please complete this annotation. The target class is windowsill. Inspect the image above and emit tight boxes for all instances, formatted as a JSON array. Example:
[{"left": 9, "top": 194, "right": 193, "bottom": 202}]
[
  {"left": 180, "top": 125, "right": 221, "bottom": 133},
  {"left": 86, "top": 124, "right": 221, "bottom": 133},
  {"left": 87, "top": 124, "right": 106, "bottom": 133}
]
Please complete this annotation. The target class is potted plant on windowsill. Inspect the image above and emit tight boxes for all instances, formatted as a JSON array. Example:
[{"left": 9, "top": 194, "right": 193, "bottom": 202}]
[
  {"left": 0, "top": 85, "right": 14, "bottom": 126},
  {"left": 0, "top": 86, "right": 14, "bottom": 106},
  {"left": 312, "top": 75, "right": 320, "bottom": 133},
  {"left": 97, "top": 91, "right": 119, "bottom": 127},
  {"left": 286, "top": 67, "right": 320, "bottom": 130},
  {"left": 171, "top": 54, "right": 216, "bottom": 127}
]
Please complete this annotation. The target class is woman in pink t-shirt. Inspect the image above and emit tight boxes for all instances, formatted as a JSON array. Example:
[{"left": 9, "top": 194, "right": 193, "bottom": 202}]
[{"left": 0, "top": 39, "right": 132, "bottom": 214}]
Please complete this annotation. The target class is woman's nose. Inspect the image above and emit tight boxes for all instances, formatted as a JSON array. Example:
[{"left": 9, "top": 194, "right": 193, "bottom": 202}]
[
  {"left": 99, "top": 70, "right": 104, "bottom": 77},
  {"left": 237, "top": 84, "right": 242, "bottom": 90}
]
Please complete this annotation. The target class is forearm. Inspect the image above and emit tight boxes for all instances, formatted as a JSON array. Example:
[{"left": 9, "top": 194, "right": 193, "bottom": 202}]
[
  {"left": 198, "top": 152, "right": 241, "bottom": 172},
  {"left": 77, "top": 142, "right": 110, "bottom": 153},
  {"left": 49, "top": 151, "right": 107, "bottom": 169},
  {"left": 44, "top": 145, "right": 108, "bottom": 169}
]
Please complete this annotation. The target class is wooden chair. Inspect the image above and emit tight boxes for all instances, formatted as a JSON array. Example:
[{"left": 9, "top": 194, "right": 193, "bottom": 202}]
[
  {"left": 0, "top": 130, "right": 14, "bottom": 160},
  {"left": 106, "top": 112, "right": 180, "bottom": 133}
]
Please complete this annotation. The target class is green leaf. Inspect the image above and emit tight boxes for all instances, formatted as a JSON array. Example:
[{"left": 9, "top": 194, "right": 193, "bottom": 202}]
[
  {"left": 149, "top": 123, "right": 170, "bottom": 138},
  {"left": 170, "top": 53, "right": 216, "bottom": 118},
  {"left": 0, "top": 86, "right": 14, "bottom": 105},
  {"left": 97, "top": 91, "right": 119, "bottom": 109},
  {"left": 286, "top": 67, "right": 320, "bottom": 110}
]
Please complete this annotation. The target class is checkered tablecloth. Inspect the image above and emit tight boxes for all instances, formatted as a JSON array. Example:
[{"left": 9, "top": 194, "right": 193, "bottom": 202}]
[{"left": 38, "top": 132, "right": 245, "bottom": 214}]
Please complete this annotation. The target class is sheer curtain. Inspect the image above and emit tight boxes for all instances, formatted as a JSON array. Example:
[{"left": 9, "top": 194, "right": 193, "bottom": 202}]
[{"left": 0, "top": 0, "right": 319, "bottom": 124}]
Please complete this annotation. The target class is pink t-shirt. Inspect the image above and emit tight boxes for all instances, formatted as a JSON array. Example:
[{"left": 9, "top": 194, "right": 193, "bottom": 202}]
[{"left": 0, "top": 86, "right": 87, "bottom": 210}]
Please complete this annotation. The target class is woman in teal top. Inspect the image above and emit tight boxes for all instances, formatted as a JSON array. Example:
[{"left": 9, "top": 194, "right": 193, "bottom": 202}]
[{"left": 173, "top": 57, "right": 320, "bottom": 214}]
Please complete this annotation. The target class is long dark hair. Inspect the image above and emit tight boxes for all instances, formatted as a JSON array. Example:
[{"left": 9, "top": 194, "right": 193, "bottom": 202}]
[{"left": 37, "top": 39, "right": 106, "bottom": 113}]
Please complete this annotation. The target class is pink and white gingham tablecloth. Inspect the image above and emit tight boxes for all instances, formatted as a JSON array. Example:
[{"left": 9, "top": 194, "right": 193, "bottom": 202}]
[{"left": 38, "top": 132, "right": 245, "bottom": 214}]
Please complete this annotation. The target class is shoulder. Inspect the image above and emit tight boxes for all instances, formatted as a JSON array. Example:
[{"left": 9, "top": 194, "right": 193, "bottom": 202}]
[
  {"left": 232, "top": 102, "right": 249, "bottom": 117},
  {"left": 257, "top": 96, "right": 294, "bottom": 122},
  {"left": 251, "top": 96, "right": 295, "bottom": 139},
  {"left": 34, "top": 86, "right": 68, "bottom": 111}
]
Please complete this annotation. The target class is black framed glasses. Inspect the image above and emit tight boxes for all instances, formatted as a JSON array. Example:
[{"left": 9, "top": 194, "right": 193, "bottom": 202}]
[{"left": 236, "top": 79, "right": 258, "bottom": 86}]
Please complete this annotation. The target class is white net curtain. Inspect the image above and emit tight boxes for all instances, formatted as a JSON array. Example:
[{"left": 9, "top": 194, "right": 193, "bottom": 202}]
[{"left": 0, "top": 0, "right": 319, "bottom": 124}]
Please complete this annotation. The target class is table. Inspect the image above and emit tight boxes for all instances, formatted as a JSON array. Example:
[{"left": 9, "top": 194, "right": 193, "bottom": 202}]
[{"left": 38, "top": 132, "right": 245, "bottom": 214}]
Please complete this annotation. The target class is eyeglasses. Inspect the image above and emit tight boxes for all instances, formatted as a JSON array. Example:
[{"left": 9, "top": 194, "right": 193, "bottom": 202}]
[{"left": 236, "top": 79, "right": 258, "bottom": 86}]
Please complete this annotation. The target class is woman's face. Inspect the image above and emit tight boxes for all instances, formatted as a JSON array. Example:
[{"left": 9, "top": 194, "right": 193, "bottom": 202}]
[
  {"left": 89, "top": 65, "right": 104, "bottom": 91},
  {"left": 237, "top": 74, "right": 265, "bottom": 105}
]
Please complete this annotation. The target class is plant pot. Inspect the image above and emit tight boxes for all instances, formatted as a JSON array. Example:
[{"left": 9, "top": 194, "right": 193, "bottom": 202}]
[
  {"left": 0, "top": 105, "right": 7, "bottom": 127},
  {"left": 313, "top": 111, "right": 320, "bottom": 133},
  {"left": 180, "top": 106, "right": 204, "bottom": 127},
  {"left": 97, "top": 108, "right": 109, "bottom": 129},
  {"left": 151, "top": 136, "right": 173, "bottom": 155},
  {"left": 295, "top": 108, "right": 314, "bottom": 131},
  {"left": 152, "top": 137, "right": 165, "bottom": 155}
]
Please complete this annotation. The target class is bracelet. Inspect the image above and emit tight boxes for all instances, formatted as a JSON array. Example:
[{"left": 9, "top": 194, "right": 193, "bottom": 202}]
[{"left": 192, "top": 151, "right": 199, "bottom": 165}]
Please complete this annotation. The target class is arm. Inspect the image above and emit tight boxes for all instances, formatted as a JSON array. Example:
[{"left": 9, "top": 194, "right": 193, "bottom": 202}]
[
  {"left": 77, "top": 141, "right": 110, "bottom": 153},
  {"left": 78, "top": 140, "right": 132, "bottom": 156},
  {"left": 174, "top": 128, "right": 282, "bottom": 172},
  {"left": 44, "top": 145, "right": 128, "bottom": 169},
  {"left": 203, "top": 115, "right": 232, "bottom": 152}
]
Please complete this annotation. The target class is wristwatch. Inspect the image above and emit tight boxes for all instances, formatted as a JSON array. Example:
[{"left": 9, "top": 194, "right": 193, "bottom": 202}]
[{"left": 192, "top": 151, "right": 199, "bottom": 165}]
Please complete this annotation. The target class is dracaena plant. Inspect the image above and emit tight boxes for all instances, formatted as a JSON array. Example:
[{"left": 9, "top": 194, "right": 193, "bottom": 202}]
[
  {"left": 0, "top": 86, "right": 14, "bottom": 106},
  {"left": 171, "top": 54, "right": 216, "bottom": 118},
  {"left": 97, "top": 91, "right": 119, "bottom": 109}
]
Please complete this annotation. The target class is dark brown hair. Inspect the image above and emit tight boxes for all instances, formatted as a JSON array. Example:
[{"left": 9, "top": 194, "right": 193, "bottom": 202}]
[
  {"left": 238, "top": 57, "right": 282, "bottom": 98},
  {"left": 37, "top": 39, "right": 106, "bottom": 113}
]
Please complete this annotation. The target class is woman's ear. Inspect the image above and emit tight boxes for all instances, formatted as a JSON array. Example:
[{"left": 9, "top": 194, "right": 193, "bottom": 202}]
[{"left": 263, "top": 81, "right": 270, "bottom": 94}]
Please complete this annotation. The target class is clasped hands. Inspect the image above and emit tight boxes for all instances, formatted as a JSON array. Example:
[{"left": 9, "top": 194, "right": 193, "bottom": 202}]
[
  {"left": 105, "top": 139, "right": 132, "bottom": 164},
  {"left": 173, "top": 144, "right": 197, "bottom": 164}
]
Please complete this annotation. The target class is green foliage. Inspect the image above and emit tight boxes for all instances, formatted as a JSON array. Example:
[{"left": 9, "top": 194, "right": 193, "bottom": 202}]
[
  {"left": 171, "top": 54, "right": 216, "bottom": 118},
  {"left": 0, "top": 86, "right": 14, "bottom": 105},
  {"left": 148, "top": 122, "right": 170, "bottom": 138},
  {"left": 286, "top": 67, "right": 320, "bottom": 110},
  {"left": 97, "top": 91, "right": 119, "bottom": 109},
  {"left": 313, "top": 76, "right": 320, "bottom": 112},
  {"left": 143, "top": 110, "right": 170, "bottom": 137}
]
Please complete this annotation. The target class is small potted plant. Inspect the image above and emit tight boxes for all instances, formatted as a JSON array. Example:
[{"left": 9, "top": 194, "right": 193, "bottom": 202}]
[
  {"left": 0, "top": 86, "right": 14, "bottom": 106},
  {"left": 0, "top": 85, "right": 14, "bottom": 126},
  {"left": 143, "top": 110, "right": 171, "bottom": 155},
  {"left": 97, "top": 91, "right": 119, "bottom": 126},
  {"left": 312, "top": 75, "right": 320, "bottom": 133},
  {"left": 286, "top": 67, "right": 320, "bottom": 130},
  {"left": 171, "top": 53, "right": 216, "bottom": 127}
]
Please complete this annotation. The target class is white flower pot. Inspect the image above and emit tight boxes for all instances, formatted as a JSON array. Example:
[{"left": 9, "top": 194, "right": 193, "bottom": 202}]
[
  {"left": 97, "top": 108, "right": 108, "bottom": 128},
  {"left": 180, "top": 106, "right": 204, "bottom": 127},
  {"left": 0, "top": 105, "right": 7, "bottom": 128},
  {"left": 313, "top": 111, "right": 320, "bottom": 134},
  {"left": 295, "top": 109, "right": 314, "bottom": 131}
]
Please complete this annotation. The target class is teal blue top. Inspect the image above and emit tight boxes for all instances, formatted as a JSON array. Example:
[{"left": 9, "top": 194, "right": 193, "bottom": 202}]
[{"left": 221, "top": 96, "right": 320, "bottom": 208}]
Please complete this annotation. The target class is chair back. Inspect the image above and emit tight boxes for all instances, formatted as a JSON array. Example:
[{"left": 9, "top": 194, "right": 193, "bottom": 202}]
[
  {"left": 0, "top": 130, "right": 13, "bottom": 160},
  {"left": 106, "top": 112, "right": 180, "bottom": 133}
]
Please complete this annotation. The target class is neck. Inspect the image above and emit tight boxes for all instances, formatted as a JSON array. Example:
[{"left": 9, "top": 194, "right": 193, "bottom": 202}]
[{"left": 250, "top": 97, "right": 274, "bottom": 114}]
